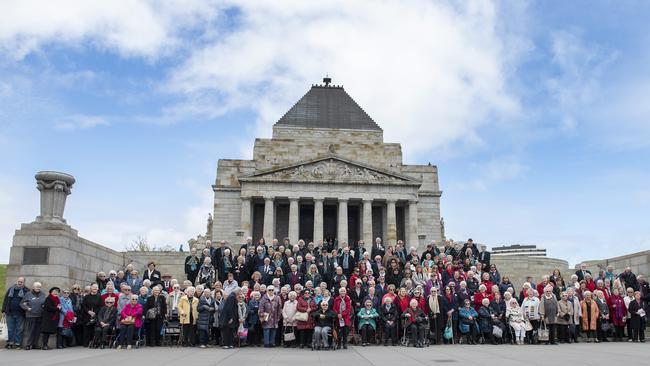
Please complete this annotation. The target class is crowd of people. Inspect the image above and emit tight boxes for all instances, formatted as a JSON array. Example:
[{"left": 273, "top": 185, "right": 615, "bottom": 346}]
[{"left": 2, "top": 237, "right": 648, "bottom": 351}]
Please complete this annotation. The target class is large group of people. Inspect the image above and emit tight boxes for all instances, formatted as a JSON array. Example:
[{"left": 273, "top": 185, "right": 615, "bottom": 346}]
[{"left": 2, "top": 237, "right": 648, "bottom": 351}]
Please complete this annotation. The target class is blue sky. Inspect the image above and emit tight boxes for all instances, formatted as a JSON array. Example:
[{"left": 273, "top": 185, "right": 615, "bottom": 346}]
[{"left": 1, "top": 1, "right": 648, "bottom": 266}]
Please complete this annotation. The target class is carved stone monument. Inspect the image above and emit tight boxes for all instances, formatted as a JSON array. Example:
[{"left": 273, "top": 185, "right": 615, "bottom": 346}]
[{"left": 34, "top": 171, "right": 75, "bottom": 226}]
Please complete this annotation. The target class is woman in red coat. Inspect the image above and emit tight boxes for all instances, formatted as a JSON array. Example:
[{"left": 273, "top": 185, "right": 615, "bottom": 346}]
[
  {"left": 608, "top": 287, "right": 627, "bottom": 341},
  {"left": 296, "top": 289, "right": 318, "bottom": 348},
  {"left": 332, "top": 287, "right": 352, "bottom": 349},
  {"left": 473, "top": 284, "right": 494, "bottom": 312}
]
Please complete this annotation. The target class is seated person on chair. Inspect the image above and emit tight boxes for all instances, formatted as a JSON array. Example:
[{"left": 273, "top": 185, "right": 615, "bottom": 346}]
[
  {"left": 93, "top": 297, "right": 117, "bottom": 348},
  {"left": 381, "top": 296, "right": 399, "bottom": 346},
  {"left": 357, "top": 299, "right": 379, "bottom": 346},
  {"left": 459, "top": 299, "right": 479, "bottom": 344},
  {"left": 403, "top": 299, "right": 428, "bottom": 348},
  {"left": 312, "top": 300, "right": 335, "bottom": 350}
]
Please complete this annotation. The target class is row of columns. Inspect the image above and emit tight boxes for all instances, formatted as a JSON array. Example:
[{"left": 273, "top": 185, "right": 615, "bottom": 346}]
[{"left": 241, "top": 197, "right": 418, "bottom": 247}]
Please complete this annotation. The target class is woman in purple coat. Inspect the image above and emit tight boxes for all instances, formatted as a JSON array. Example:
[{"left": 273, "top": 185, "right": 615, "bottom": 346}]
[{"left": 258, "top": 285, "right": 283, "bottom": 347}]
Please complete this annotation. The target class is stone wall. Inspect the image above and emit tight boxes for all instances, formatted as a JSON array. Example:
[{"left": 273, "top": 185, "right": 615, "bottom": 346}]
[
  {"left": 491, "top": 255, "right": 569, "bottom": 290},
  {"left": 6, "top": 222, "right": 126, "bottom": 289},
  {"left": 126, "top": 251, "right": 187, "bottom": 282},
  {"left": 212, "top": 189, "right": 245, "bottom": 246},
  {"left": 578, "top": 250, "right": 650, "bottom": 278}
]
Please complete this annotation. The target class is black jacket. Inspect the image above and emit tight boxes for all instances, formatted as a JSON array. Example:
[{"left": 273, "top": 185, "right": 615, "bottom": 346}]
[
  {"left": 144, "top": 294, "right": 168, "bottom": 319},
  {"left": 220, "top": 292, "right": 239, "bottom": 329},
  {"left": 143, "top": 269, "right": 162, "bottom": 287}
]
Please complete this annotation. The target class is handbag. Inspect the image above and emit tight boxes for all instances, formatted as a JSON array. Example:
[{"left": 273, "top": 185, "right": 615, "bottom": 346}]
[
  {"left": 600, "top": 321, "right": 612, "bottom": 332},
  {"left": 283, "top": 326, "right": 296, "bottom": 341},
  {"left": 61, "top": 327, "right": 74, "bottom": 338},
  {"left": 238, "top": 326, "right": 248, "bottom": 339},
  {"left": 0, "top": 315, "right": 7, "bottom": 342},
  {"left": 492, "top": 325, "right": 503, "bottom": 339},
  {"left": 146, "top": 308, "right": 158, "bottom": 320},
  {"left": 294, "top": 312, "right": 309, "bottom": 322},
  {"left": 538, "top": 321, "right": 549, "bottom": 342}
]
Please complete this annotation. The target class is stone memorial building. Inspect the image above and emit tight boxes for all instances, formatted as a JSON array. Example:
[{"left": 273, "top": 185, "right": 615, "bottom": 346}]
[{"left": 212, "top": 80, "right": 443, "bottom": 249}]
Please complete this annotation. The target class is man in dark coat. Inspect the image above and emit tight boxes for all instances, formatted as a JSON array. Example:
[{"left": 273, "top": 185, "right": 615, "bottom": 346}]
[
  {"left": 338, "top": 247, "right": 356, "bottom": 277},
  {"left": 285, "top": 264, "right": 305, "bottom": 288},
  {"left": 575, "top": 263, "right": 592, "bottom": 282},
  {"left": 370, "top": 237, "right": 385, "bottom": 261},
  {"left": 143, "top": 262, "right": 162, "bottom": 288},
  {"left": 478, "top": 245, "right": 491, "bottom": 268}
]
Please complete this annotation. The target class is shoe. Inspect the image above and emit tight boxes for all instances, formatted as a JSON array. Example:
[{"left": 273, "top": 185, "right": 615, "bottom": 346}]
[
  {"left": 42, "top": 346, "right": 49, "bottom": 350},
  {"left": 5, "top": 344, "right": 12, "bottom": 349},
  {"left": 550, "top": 342, "right": 558, "bottom": 345},
  {"left": 116, "top": 345, "right": 122, "bottom": 350},
  {"left": 25, "top": 346, "right": 31, "bottom": 350},
  {"left": 127, "top": 345, "right": 132, "bottom": 350},
  {"left": 343, "top": 345, "right": 347, "bottom": 349},
  {"left": 199, "top": 345, "right": 206, "bottom": 348},
  {"left": 384, "top": 341, "right": 388, "bottom": 346}
]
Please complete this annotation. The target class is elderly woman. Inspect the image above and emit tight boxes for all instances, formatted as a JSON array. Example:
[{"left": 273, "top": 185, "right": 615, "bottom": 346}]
[
  {"left": 473, "top": 284, "right": 493, "bottom": 312},
  {"left": 404, "top": 298, "right": 428, "bottom": 347},
  {"left": 580, "top": 291, "right": 599, "bottom": 342},
  {"left": 312, "top": 300, "right": 335, "bottom": 349},
  {"left": 628, "top": 291, "right": 646, "bottom": 342},
  {"left": 259, "top": 285, "right": 283, "bottom": 348},
  {"left": 440, "top": 285, "right": 459, "bottom": 344},
  {"left": 92, "top": 297, "right": 117, "bottom": 348},
  {"left": 478, "top": 298, "right": 494, "bottom": 344},
  {"left": 198, "top": 257, "right": 216, "bottom": 289},
  {"left": 197, "top": 289, "right": 215, "bottom": 348},
  {"left": 556, "top": 292, "right": 573, "bottom": 343},
  {"left": 144, "top": 286, "right": 167, "bottom": 347},
  {"left": 595, "top": 290, "right": 610, "bottom": 342},
  {"left": 459, "top": 299, "right": 478, "bottom": 344},
  {"left": 178, "top": 286, "right": 199, "bottom": 347},
  {"left": 333, "top": 287, "right": 352, "bottom": 349},
  {"left": 380, "top": 296, "right": 399, "bottom": 346},
  {"left": 220, "top": 288, "right": 240, "bottom": 349},
  {"left": 521, "top": 289, "right": 540, "bottom": 344},
  {"left": 281, "top": 291, "right": 299, "bottom": 347},
  {"left": 609, "top": 287, "right": 627, "bottom": 341},
  {"left": 246, "top": 291, "right": 262, "bottom": 346},
  {"left": 539, "top": 285, "right": 559, "bottom": 345},
  {"left": 81, "top": 283, "right": 103, "bottom": 347},
  {"left": 57, "top": 288, "right": 74, "bottom": 349},
  {"left": 506, "top": 298, "right": 526, "bottom": 344},
  {"left": 296, "top": 289, "right": 317, "bottom": 348},
  {"left": 39, "top": 287, "right": 61, "bottom": 350},
  {"left": 118, "top": 294, "right": 142, "bottom": 349},
  {"left": 236, "top": 292, "right": 248, "bottom": 346},
  {"left": 357, "top": 299, "right": 379, "bottom": 346}
]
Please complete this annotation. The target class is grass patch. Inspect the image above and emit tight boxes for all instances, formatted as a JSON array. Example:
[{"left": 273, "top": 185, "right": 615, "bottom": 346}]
[{"left": 0, "top": 264, "right": 6, "bottom": 307}]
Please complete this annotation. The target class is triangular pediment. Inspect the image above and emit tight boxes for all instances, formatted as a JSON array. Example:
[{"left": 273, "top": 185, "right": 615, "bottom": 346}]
[{"left": 239, "top": 155, "right": 420, "bottom": 185}]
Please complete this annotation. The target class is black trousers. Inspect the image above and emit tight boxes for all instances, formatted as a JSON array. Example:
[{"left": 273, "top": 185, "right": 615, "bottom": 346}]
[
  {"left": 383, "top": 322, "right": 397, "bottom": 343},
  {"left": 146, "top": 318, "right": 163, "bottom": 346},
  {"left": 221, "top": 326, "right": 235, "bottom": 347},
  {"left": 298, "top": 329, "right": 313, "bottom": 346},
  {"left": 558, "top": 324, "right": 569, "bottom": 342},
  {"left": 338, "top": 326, "right": 349, "bottom": 345},
  {"left": 182, "top": 324, "right": 195, "bottom": 346},
  {"left": 93, "top": 325, "right": 113, "bottom": 346},
  {"left": 408, "top": 324, "right": 425, "bottom": 344},
  {"left": 360, "top": 324, "right": 374, "bottom": 344},
  {"left": 547, "top": 323, "right": 557, "bottom": 343}
]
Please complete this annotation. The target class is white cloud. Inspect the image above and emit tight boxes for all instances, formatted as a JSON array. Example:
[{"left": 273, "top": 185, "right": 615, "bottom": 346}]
[
  {"left": 55, "top": 114, "right": 109, "bottom": 130},
  {"left": 0, "top": 0, "right": 222, "bottom": 60},
  {"left": 166, "top": 0, "right": 524, "bottom": 159}
]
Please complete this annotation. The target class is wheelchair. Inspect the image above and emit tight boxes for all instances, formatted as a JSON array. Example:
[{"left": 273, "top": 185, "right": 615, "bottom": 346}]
[
  {"left": 163, "top": 319, "right": 183, "bottom": 346},
  {"left": 311, "top": 326, "right": 336, "bottom": 351},
  {"left": 400, "top": 316, "right": 430, "bottom": 347}
]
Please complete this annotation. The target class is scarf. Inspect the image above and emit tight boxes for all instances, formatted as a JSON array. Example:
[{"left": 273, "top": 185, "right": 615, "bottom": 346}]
[
  {"left": 49, "top": 294, "right": 61, "bottom": 320},
  {"left": 428, "top": 294, "right": 440, "bottom": 314}
]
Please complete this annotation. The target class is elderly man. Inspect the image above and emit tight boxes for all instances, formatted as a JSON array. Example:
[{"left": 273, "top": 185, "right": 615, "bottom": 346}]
[
  {"left": 575, "top": 263, "right": 592, "bottom": 282},
  {"left": 619, "top": 267, "right": 639, "bottom": 291},
  {"left": 2, "top": 277, "right": 26, "bottom": 349},
  {"left": 20, "top": 281, "right": 46, "bottom": 350},
  {"left": 370, "top": 237, "right": 385, "bottom": 260},
  {"left": 338, "top": 246, "right": 356, "bottom": 277}
]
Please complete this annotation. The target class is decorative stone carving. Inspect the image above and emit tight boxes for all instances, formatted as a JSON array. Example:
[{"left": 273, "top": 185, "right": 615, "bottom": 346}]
[
  {"left": 34, "top": 171, "right": 75, "bottom": 225},
  {"left": 246, "top": 158, "right": 411, "bottom": 184}
]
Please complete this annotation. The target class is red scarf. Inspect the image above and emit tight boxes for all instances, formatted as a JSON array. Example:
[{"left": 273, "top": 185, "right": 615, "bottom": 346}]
[{"left": 49, "top": 294, "right": 61, "bottom": 320}]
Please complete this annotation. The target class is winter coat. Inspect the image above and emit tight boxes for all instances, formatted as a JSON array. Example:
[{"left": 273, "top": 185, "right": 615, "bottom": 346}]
[
  {"left": 197, "top": 297, "right": 215, "bottom": 331},
  {"left": 178, "top": 295, "right": 198, "bottom": 325},
  {"left": 608, "top": 295, "right": 627, "bottom": 327},
  {"left": 381, "top": 303, "right": 399, "bottom": 324},
  {"left": 556, "top": 299, "right": 573, "bottom": 325},
  {"left": 312, "top": 309, "right": 335, "bottom": 327},
  {"left": 2, "top": 285, "right": 26, "bottom": 316},
  {"left": 120, "top": 303, "right": 143, "bottom": 328},
  {"left": 20, "top": 290, "right": 46, "bottom": 318},
  {"left": 440, "top": 294, "right": 459, "bottom": 320},
  {"left": 628, "top": 299, "right": 643, "bottom": 329},
  {"left": 220, "top": 293, "right": 239, "bottom": 329},
  {"left": 40, "top": 295, "right": 61, "bottom": 334},
  {"left": 357, "top": 308, "right": 379, "bottom": 330},
  {"left": 144, "top": 294, "right": 167, "bottom": 321},
  {"left": 459, "top": 306, "right": 478, "bottom": 334},
  {"left": 81, "top": 293, "right": 103, "bottom": 325},
  {"left": 539, "top": 295, "right": 559, "bottom": 324},
  {"left": 580, "top": 299, "right": 599, "bottom": 331},
  {"left": 282, "top": 299, "right": 298, "bottom": 327},
  {"left": 58, "top": 296, "right": 74, "bottom": 328},
  {"left": 296, "top": 296, "right": 317, "bottom": 330},
  {"left": 246, "top": 298, "right": 260, "bottom": 327},
  {"left": 478, "top": 305, "right": 493, "bottom": 333},
  {"left": 332, "top": 295, "right": 352, "bottom": 327},
  {"left": 259, "top": 294, "right": 283, "bottom": 329}
]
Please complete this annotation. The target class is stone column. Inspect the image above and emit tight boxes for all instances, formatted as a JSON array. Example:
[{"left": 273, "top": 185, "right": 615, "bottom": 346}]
[
  {"left": 337, "top": 198, "right": 348, "bottom": 245},
  {"left": 288, "top": 197, "right": 299, "bottom": 245},
  {"left": 408, "top": 200, "right": 418, "bottom": 250},
  {"left": 263, "top": 197, "right": 275, "bottom": 242},
  {"left": 313, "top": 198, "right": 324, "bottom": 244},
  {"left": 362, "top": 199, "right": 373, "bottom": 250},
  {"left": 34, "top": 171, "right": 76, "bottom": 225},
  {"left": 240, "top": 196, "right": 252, "bottom": 240},
  {"left": 386, "top": 199, "right": 397, "bottom": 246}
]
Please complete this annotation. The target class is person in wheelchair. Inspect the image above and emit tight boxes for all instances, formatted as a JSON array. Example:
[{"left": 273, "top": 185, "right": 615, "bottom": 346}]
[
  {"left": 403, "top": 299, "right": 428, "bottom": 347},
  {"left": 312, "top": 300, "right": 335, "bottom": 350},
  {"left": 459, "top": 299, "right": 479, "bottom": 344},
  {"left": 357, "top": 299, "right": 379, "bottom": 346},
  {"left": 92, "top": 297, "right": 117, "bottom": 348},
  {"left": 380, "top": 296, "right": 398, "bottom": 346}
]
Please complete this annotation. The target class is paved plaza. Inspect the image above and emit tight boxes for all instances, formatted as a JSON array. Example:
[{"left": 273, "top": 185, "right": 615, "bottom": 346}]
[{"left": 0, "top": 344, "right": 648, "bottom": 366}]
